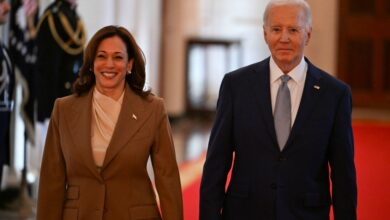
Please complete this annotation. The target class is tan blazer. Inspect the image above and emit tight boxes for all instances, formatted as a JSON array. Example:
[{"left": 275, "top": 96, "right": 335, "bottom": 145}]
[{"left": 37, "top": 85, "right": 183, "bottom": 220}]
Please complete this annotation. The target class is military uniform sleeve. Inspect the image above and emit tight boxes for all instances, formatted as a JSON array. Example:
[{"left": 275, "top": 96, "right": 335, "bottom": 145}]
[{"left": 35, "top": 15, "right": 62, "bottom": 121}]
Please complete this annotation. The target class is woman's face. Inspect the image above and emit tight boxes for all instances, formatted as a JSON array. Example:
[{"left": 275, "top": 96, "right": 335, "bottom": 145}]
[{"left": 93, "top": 36, "right": 134, "bottom": 99}]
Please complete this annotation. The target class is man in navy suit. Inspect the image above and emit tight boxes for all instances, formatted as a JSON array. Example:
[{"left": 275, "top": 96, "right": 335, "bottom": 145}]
[{"left": 199, "top": 0, "right": 357, "bottom": 219}]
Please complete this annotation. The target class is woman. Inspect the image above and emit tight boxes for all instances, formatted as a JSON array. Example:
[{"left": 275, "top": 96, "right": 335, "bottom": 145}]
[{"left": 37, "top": 26, "right": 183, "bottom": 220}]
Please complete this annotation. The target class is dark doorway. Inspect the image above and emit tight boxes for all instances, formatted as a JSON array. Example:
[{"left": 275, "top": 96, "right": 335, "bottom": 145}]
[
  {"left": 185, "top": 38, "right": 242, "bottom": 116},
  {"left": 338, "top": 0, "right": 390, "bottom": 108}
]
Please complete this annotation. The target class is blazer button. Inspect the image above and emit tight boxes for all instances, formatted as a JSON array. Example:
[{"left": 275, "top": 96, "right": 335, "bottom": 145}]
[{"left": 270, "top": 183, "right": 277, "bottom": 189}]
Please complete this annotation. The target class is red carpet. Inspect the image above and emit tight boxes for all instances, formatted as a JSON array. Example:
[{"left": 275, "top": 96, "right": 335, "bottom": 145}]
[
  {"left": 180, "top": 122, "right": 390, "bottom": 220},
  {"left": 352, "top": 122, "right": 390, "bottom": 220}
]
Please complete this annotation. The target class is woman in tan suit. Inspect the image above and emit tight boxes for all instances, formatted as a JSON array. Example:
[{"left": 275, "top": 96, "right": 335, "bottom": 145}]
[{"left": 37, "top": 25, "right": 183, "bottom": 220}]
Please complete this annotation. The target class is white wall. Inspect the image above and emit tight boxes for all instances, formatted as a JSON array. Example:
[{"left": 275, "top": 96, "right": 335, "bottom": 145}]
[{"left": 306, "top": 0, "right": 338, "bottom": 75}]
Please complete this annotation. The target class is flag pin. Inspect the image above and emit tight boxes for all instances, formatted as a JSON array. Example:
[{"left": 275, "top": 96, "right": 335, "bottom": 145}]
[
  {"left": 314, "top": 85, "right": 320, "bottom": 90},
  {"left": 132, "top": 114, "right": 137, "bottom": 120}
]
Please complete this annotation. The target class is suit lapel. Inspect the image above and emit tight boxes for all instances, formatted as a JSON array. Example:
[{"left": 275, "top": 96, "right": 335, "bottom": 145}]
[
  {"left": 66, "top": 90, "right": 103, "bottom": 180},
  {"left": 251, "top": 58, "right": 324, "bottom": 152},
  {"left": 249, "top": 58, "right": 279, "bottom": 151},
  {"left": 101, "top": 85, "right": 153, "bottom": 170},
  {"left": 286, "top": 59, "right": 323, "bottom": 149}
]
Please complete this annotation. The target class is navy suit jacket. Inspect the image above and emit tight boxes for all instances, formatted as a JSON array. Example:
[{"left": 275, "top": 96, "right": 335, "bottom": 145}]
[{"left": 200, "top": 57, "right": 357, "bottom": 220}]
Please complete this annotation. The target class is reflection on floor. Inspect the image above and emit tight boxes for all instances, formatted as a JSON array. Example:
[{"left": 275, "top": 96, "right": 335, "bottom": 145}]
[
  {"left": 171, "top": 116, "right": 213, "bottom": 164},
  {"left": 0, "top": 107, "right": 389, "bottom": 219}
]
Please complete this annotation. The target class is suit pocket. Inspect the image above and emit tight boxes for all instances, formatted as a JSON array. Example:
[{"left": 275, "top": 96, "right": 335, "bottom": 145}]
[
  {"left": 303, "top": 193, "right": 331, "bottom": 207},
  {"left": 129, "top": 205, "right": 161, "bottom": 220},
  {"left": 66, "top": 185, "right": 79, "bottom": 200},
  {"left": 63, "top": 208, "right": 78, "bottom": 220}
]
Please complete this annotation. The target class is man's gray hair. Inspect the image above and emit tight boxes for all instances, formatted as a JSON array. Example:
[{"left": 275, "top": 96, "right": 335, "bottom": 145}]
[{"left": 263, "top": 0, "right": 312, "bottom": 29}]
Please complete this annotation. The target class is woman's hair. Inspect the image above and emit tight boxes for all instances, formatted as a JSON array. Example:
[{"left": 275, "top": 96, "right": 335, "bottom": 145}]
[{"left": 73, "top": 25, "right": 150, "bottom": 97}]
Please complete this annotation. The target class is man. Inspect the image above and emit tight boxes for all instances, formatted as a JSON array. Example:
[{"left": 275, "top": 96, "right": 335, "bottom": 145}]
[
  {"left": 34, "top": 0, "right": 85, "bottom": 161},
  {"left": 199, "top": 0, "right": 357, "bottom": 219},
  {"left": 0, "top": 0, "right": 13, "bottom": 185},
  {"left": 35, "top": 0, "right": 85, "bottom": 122}
]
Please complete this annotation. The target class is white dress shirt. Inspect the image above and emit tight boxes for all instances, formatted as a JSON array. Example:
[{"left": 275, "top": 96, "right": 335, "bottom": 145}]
[{"left": 270, "top": 57, "right": 307, "bottom": 126}]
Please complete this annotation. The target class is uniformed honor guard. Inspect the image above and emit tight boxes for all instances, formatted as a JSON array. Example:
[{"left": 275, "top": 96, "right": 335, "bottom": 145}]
[
  {"left": 0, "top": 0, "right": 13, "bottom": 185},
  {"left": 35, "top": 0, "right": 85, "bottom": 122}
]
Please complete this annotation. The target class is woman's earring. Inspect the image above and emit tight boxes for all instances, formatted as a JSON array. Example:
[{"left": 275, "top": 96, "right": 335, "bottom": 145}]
[{"left": 127, "top": 70, "right": 132, "bottom": 75}]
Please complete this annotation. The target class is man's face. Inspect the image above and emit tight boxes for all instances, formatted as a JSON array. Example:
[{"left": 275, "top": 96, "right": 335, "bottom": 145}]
[
  {"left": 0, "top": 0, "right": 10, "bottom": 24},
  {"left": 263, "top": 5, "right": 311, "bottom": 73}
]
